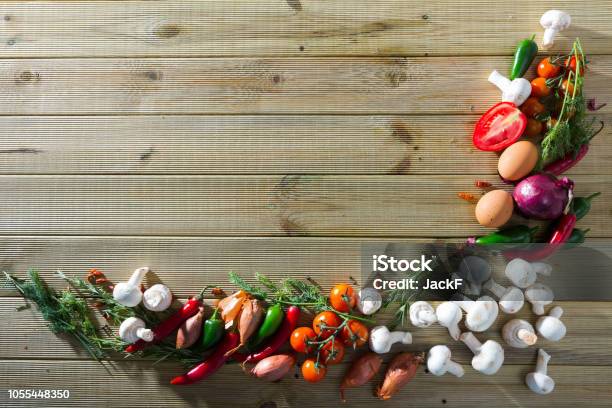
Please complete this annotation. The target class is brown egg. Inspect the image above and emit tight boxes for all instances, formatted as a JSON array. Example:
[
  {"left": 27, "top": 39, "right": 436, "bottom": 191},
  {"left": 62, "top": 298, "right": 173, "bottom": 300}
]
[
  {"left": 498, "top": 141, "right": 539, "bottom": 181},
  {"left": 475, "top": 190, "right": 514, "bottom": 228}
]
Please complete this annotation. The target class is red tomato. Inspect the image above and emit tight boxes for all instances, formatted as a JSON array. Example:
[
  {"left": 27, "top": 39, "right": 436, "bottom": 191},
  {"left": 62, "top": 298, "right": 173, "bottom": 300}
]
[
  {"left": 329, "top": 284, "right": 356, "bottom": 312},
  {"left": 530, "top": 77, "right": 551, "bottom": 98},
  {"left": 561, "top": 79, "right": 576, "bottom": 96},
  {"left": 537, "top": 57, "right": 561, "bottom": 79},
  {"left": 524, "top": 118, "right": 543, "bottom": 138},
  {"left": 520, "top": 97, "right": 546, "bottom": 118},
  {"left": 290, "top": 327, "right": 316, "bottom": 353},
  {"left": 301, "top": 359, "right": 327, "bottom": 383},
  {"left": 472, "top": 102, "right": 527, "bottom": 151},
  {"left": 320, "top": 340, "right": 345, "bottom": 365},
  {"left": 340, "top": 320, "right": 369, "bottom": 348},
  {"left": 312, "top": 311, "right": 342, "bottom": 339},
  {"left": 565, "top": 56, "right": 585, "bottom": 76}
]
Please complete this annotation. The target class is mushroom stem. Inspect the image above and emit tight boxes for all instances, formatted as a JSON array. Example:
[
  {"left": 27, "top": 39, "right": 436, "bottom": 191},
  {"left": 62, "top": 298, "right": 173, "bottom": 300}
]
[
  {"left": 128, "top": 266, "right": 149, "bottom": 287},
  {"left": 488, "top": 70, "right": 511, "bottom": 92},
  {"left": 536, "top": 349, "right": 551, "bottom": 375},
  {"left": 417, "top": 309, "right": 436, "bottom": 325},
  {"left": 542, "top": 28, "right": 558, "bottom": 48},
  {"left": 389, "top": 331, "right": 412, "bottom": 345},
  {"left": 484, "top": 279, "right": 505, "bottom": 298},
  {"left": 446, "top": 360, "right": 465, "bottom": 377},
  {"left": 136, "top": 327, "right": 154, "bottom": 342},
  {"left": 517, "top": 328, "right": 537, "bottom": 346},
  {"left": 460, "top": 332, "right": 482, "bottom": 354},
  {"left": 549, "top": 306, "right": 564, "bottom": 319}
]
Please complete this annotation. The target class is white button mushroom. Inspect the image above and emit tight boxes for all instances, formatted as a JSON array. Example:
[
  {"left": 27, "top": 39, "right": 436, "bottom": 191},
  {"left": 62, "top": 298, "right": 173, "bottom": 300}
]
[
  {"left": 409, "top": 301, "right": 437, "bottom": 328},
  {"left": 436, "top": 301, "right": 462, "bottom": 340},
  {"left": 488, "top": 70, "right": 531, "bottom": 107},
  {"left": 427, "top": 345, "right": 465, "bottom": 377},
  {"left": 457, "top": 296, "right": 499, "bottom": 332},
  {"left": 368, "top": 325, "right": 412, "bottom": 354},
  {"left": 483, "top": 278, "right": 524, "bottom": 314},
  {"left": 540, "top": 10, "right": 571, "bottom": 49},
  {"left": 526, "top": 349, "right": 555, "bottom": 395},
  {"left": 119, "top": 317, "right": 154, "bottom": 343},
  {"left": 505, "top": 258, "right": 549, "bottom": 289},
  {"left": 502, "top": 319, "right": 538, "bottom": 348},
  {"left": 143, "top": 283, "right": 173, "bottom": 312},
  {"left": 356, "top": 287, "right": 382, "bottom": 315},
  {"left": 531, "top": 262, "right": 552, "bottom": 277},
  {"left": 113, "top": 267, "right": 149, "bottom": 307},
  {"left": 525, "top": 283, "right": 554, "bottom": 315},
  {"left": 460, "top": 332, "right": 504, "bottom": 375},
  {"left": 456, "top": 256, "right": 491, "bottom": 296},
  {"left": 536, "top": 306, "right": 566, "bottom": 342}
]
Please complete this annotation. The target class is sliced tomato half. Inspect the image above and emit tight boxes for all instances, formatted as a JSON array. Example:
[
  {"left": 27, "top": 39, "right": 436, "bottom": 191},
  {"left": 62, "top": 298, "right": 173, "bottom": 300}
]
[{"left": 473, "top": 102, "right": 527, "bottom": 152}]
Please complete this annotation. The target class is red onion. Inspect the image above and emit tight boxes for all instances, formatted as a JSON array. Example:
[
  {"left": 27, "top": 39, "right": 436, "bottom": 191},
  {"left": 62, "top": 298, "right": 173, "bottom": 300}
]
[{"left": 512, "top": 174, "right": 573, "bottom": 220}]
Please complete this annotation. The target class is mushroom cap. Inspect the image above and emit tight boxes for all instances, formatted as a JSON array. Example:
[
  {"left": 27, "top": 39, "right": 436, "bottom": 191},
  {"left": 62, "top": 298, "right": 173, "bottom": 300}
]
[
  {"left": 369, "top": 325, "right": 392, "bottom": 353},
  {"left": 525, "top": 283, "right": 554, "bottom": 314},
  {"left": 119, "top": 317, "right": 148, "bottom": 343},
  {"left": 457, "top": 256, "right": 491, "bottom": 294},
  {"left": 526, "top": 372, "right": 555, "bottom": 395},
  {"left": 499, "top": 287, "right": 525, "bottom": 314},
  {"left": 143, "top": 283, "right": 173, "bottom": 312},
  {"left": 505, "top": 258, "right": 536, "bottom": 288},
  {"left": 356, "top": 287, "right": 382, "bottom": 315},
  {"left": 502, "top": 78, "right": 531, "bottom": 106},
  {"left": 427, "top": 345, "right": 452, "bottom": 376},
  {"left": 502, "top": 319, "right": 537, "bottom": 348},
  {"left": 472, "top": 340, "right": 504, "bottom": 375},
  {"left": 409, "top": 301, "right": 437, "bottom": 328},
  {"left": 436, "top": 301, "right": 462, "bottom": 340},
  {"left": 113, "top": 282, "right": 143, "bottom": 307},
  {"left": 536, "top": 315, "right": 567, "bottom": 342},
  {"left": 464, "top": 296, "right": 499, "bottom": 332},
  {"left": 540, "top": 10, "right": 571, "bottom": 29}
]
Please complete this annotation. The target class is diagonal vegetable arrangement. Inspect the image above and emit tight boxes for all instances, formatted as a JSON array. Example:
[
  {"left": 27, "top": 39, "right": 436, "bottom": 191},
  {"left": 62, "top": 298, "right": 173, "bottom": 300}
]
[{"left": 1, "top": 9, "right": 594, "bottom": 402}]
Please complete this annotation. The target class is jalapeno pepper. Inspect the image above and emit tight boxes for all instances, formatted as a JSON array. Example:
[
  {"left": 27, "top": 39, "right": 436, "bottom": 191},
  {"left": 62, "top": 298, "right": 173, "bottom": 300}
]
[
  {"left": 250, "top": 303, "right": 284, "bottom": 347},
  {"left": 201, "top": 308, "right": 225, "bottom": 350},
  {"left": 510, "top": 35, "right": 538, "bottom": 80},
  {"left": 571, "top": 192, "right": 601, "bottom": 220},
  {"left": 241, "top": 306, "right": 300, "bottom": 364},
  {"left": 564, "top": 228, "right": 590, "bottom": 248},
  {"left": 473, "top": 225, "right": 538, "bottom": 245}
]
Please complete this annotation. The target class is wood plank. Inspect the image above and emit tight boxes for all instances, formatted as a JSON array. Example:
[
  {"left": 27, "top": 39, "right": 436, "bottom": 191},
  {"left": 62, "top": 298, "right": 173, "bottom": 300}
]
[
  {"left": 2, "top": 296, "right": 611, "bottom": 366},
  {"left": 0, "top": 175, "right": 609, "bottom": 237},
  {"left": 1, "top": 115, "right": 610, "bottom": 175},
  {"left": 1, "top": 359, "right": 611, "bottom": 407},
  {"left": 2, "top": 1, "right": 612, "bottom": 57},
  {"left": 0, "top": 56, "right": 609, "bottom": 115}
]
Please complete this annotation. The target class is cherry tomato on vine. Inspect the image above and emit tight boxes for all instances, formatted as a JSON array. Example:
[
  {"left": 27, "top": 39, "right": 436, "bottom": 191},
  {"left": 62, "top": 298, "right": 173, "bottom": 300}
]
[
  {"left": 561, "top": 79, "right": 575, "bottom": 96},
  {"left": 340, "top": 320, "right": 369, "bottom": 348},
  {"left": 521, "top": 97, "right": 546, "bottom": 119},
  {"left": 565, "top": 55, "right": 585, "bottom": 76},
  {"left": 530, "top": 77, "right": 551, "bottom": 97},
  {"left": 301, "top": 359, "right": 327, "bottom": 383},
  {"left": 312, "top": 311, "right": 342, "bottom": 339},
  {"left": 320, "top": 340, "right": 345, "bottom": 365},
  {"left": 472, "top": 102, "right": 527, "bottom": 152},
  {"left": 329, "top": 284, "right": 356, "bottom": 312},
  {"left": 524, "top": 118, "right": 543, "bottom": 138},
  {"left": 290, "top": 327, "right": 316, "bottom": 353},
  {"left": 537, "top": 57, "right": 561, "bottom": 79}
]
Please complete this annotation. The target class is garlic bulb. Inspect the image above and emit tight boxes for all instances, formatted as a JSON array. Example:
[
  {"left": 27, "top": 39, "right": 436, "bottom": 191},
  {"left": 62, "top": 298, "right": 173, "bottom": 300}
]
[{"left": 143, "top": 284, "right": 173, "bottom": 312}]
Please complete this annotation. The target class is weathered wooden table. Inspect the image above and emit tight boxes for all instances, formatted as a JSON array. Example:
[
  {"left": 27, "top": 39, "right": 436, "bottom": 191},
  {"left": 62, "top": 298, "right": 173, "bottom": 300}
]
[{"left": 1, "top": 1, "right": 611, "bottom": 407}]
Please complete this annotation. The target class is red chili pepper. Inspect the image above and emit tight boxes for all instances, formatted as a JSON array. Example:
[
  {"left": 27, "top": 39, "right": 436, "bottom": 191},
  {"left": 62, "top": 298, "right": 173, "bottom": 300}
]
[
  {"left": 125, "top": 291, "right": 205, "bottom": 353},
  {"left": 241, "top": 306, "right": 300, "bottom": 364},
  {"left": 474, "top": 180, "right": 492, "bottom": 188},
  {"left": 170, "top": 331, "right": 239, "bottom": 385},
  {"left": 504, "top": 213, "right": 577, "bottom": 261}
]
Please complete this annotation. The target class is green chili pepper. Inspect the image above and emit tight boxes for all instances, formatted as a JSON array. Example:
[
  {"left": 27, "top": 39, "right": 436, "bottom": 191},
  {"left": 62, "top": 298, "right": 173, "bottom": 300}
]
[
  {"left": 564, "top": 228, "right": 590, "bottom": 248},
  {"left": 475, "top": 225, "right": 538, "bottom": 245},
  {"left": 571, "top": 192, "right": 601, "bottom": 221},
  {"left": 201, "top": 308, "right": 224, "bottom": 350},
  {"left": 249, "top": 304, "right": 284, "bottom": 347},
  {"left": 510, "top": 35, "right": 538, "bottom": 80}
]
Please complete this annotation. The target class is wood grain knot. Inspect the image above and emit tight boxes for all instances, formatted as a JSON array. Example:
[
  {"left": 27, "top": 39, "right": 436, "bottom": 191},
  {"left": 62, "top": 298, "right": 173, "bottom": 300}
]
[
  {"left": 154, "top": 24, "right": 180, "bottom": 39},
  {"left": 15, "top": 71, "right": 40, "bottom": 84},
  {"left": 143, "top": 70, "right": 163, "bottom": 81}
]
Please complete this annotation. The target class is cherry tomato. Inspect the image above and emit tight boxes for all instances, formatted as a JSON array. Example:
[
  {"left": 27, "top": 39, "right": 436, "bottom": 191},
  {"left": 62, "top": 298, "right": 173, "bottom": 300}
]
[
  {"left": 521, "top": 97, "right": 546, "bottom": 119},
  {"left": 329, "top": 284, "right": 356, "bottom": 313},
  {"left": 537, "top": 57, "right": 561, "bottom": 79},
  {"left": 565, "top": 55, "right": 585, "bottom": 76},
  {"left": 320, "top": 340, "right": 345, "bottom": 365},
  {"left": 301, "top": 359, "right": 327, "bottom": 383},
  {"left": 290, "top": 327, "right": 316, "bottom": 353},
  {"left": 340, "top": 320, "right": 369, "bottom": 348},
  {"left": 312, "top": 311, "right": 342, "bottom": 339},
  {"left": 472, "top": 102, "right": 527, "bottom": 151},
  {"left": 524, "top": 118, "right": 543, "bottom": 138},
  {"left": 530, "top": 77, "right": 551, "bottom": 98},
  {"left": 561, "top": 79, "right": 575, "bottom": 96}
]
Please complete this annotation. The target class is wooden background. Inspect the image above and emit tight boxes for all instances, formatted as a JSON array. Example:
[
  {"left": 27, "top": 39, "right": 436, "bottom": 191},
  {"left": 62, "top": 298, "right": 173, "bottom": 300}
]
[{"left": 1, "top": 1, "right": 612, "bottom": 407}]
